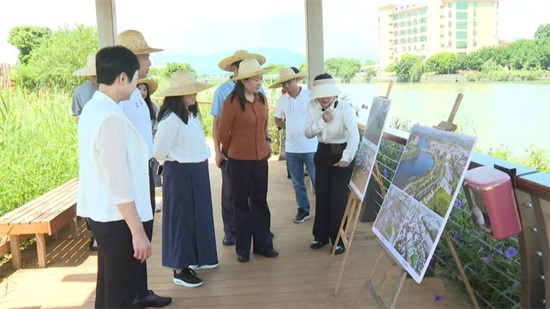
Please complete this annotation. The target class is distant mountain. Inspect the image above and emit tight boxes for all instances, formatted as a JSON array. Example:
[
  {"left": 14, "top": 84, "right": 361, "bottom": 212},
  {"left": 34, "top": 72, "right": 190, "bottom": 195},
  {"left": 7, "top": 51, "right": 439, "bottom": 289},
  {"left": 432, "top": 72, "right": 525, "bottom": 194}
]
[{"left": 151, "top": 47, "right": 306, "bottom": 75}]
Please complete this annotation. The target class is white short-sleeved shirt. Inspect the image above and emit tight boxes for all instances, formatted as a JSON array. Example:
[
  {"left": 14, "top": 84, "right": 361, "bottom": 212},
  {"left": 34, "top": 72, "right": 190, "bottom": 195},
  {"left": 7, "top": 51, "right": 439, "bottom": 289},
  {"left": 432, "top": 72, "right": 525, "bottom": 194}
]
[
  {"left": 119, "top": 88, "right": 153, "bottom": 158},
  {"left": 77, "top": 91, "right": 153, "bottom": 223},
  {"left": 274, "top": 88, "right": 318, "bottom": 153}
]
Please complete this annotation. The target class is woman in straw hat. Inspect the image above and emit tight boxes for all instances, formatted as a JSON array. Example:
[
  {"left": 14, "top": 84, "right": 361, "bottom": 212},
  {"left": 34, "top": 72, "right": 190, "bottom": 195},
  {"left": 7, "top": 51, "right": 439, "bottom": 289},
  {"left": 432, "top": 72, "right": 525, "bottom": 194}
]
[
  {"left": 304, "top": 73, "right": 360, "bottom": 256},
  {"left": 153, "top": 70, "right": 218, "bottom": 288},
  {"left": 218, "top": 58, "right": 279, "bottom": 263}
]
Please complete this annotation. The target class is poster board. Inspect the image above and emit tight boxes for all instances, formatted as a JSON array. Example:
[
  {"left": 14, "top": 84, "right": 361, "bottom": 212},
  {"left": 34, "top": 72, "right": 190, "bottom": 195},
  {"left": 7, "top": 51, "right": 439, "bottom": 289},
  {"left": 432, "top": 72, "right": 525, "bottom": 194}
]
[
  {"left": 349, "top": 96, "right": 392, "bottom": 201},
  {"left": 372, "top": 124, "right": 477, "bottom": 283}
]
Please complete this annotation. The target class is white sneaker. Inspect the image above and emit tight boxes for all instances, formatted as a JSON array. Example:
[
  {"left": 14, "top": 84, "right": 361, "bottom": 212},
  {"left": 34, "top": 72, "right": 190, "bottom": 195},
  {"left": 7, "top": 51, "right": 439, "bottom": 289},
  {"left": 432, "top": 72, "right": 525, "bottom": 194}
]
[{"left": 188, "top": 263, "right": 219, "bottom": 270}]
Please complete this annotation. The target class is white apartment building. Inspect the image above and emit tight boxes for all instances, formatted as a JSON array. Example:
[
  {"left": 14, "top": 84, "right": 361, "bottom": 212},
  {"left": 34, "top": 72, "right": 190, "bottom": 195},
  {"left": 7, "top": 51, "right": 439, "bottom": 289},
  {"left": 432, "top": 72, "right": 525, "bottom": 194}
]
[{"left": 378, "top": 0, "right": 500, "bottom": 70}]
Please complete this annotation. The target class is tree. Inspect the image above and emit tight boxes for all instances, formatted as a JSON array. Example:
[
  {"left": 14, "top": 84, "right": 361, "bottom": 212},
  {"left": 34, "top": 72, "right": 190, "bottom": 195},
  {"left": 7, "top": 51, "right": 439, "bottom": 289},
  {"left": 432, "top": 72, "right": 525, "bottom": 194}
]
[
  {"left": 299, "top": 62, "right": 308, "bottom": 74},
  {"left": 534, "top": 24, "right": 550, "bottom": 41},
  {"left": 164, "top": 62, "right": 196, "bottom": 78},
  {"left": 8, "top": 26, "right": 52, "bottom": 65},
  {"left": 394, "top": 54, "right": 422, "bottom": 81},
  {"left": 324, "top": 58, "right": 361, "bottom": 83},
  {"left": 425, "top": 52, "right": 459, "bottom": 74},
  {"left": 12, "top": 24, "right": 97, "bottom": 91}
]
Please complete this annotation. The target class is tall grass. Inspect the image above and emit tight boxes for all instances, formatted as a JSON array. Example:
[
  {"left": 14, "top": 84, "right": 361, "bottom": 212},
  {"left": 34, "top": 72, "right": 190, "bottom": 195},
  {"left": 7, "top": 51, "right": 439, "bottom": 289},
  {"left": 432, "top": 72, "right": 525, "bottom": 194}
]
[{"left": 0, "top": 88, "right": 78, "bottom": 216}]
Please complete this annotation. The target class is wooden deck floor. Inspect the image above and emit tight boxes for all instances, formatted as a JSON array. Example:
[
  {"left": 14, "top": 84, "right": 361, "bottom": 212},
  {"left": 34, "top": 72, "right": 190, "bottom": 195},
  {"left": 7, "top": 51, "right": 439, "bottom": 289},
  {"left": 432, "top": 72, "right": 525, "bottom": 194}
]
[{"left": 0, "top": 157, "right": 471, "bottom": 309}]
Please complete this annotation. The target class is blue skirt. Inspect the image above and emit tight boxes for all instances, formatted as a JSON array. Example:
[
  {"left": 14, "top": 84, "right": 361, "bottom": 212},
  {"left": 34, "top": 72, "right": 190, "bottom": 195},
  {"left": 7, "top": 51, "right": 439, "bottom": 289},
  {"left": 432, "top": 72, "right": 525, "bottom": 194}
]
[{"left": 161, "top": 160, "right": 218, "bottom": 269}]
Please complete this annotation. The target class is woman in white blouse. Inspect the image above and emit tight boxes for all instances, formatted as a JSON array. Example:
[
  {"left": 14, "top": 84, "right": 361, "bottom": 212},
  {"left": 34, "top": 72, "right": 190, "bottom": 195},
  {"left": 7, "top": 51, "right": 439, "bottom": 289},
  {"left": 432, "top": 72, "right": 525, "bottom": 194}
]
[
  {"left": 304, "top": 73, "right": 360, "bottom": 256},
  {"left": 153, "top": 71, "right": 218, "bottom": 289}
]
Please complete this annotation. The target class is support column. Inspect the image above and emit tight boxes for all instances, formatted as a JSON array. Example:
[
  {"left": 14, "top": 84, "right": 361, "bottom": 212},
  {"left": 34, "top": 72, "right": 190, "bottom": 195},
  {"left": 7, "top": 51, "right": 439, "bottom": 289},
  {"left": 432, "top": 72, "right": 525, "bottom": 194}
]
[
  {"left": 304, "top": 0, "right": 324, "bottom": 88},
  {"left": 95, "top": 0, "right": 117, "bottom": 48}
]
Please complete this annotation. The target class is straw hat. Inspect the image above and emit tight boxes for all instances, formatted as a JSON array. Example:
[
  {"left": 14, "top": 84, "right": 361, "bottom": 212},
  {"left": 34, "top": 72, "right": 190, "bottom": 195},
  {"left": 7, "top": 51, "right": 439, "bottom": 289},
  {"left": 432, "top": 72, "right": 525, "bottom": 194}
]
[
  {"left": 310, "top": 77, "right": 341, "bottom": 99},
  {"left": 157, "top": 71, "right": 212, "bottom": 97},
  {"left": 137, "top": 78, "right": 158, "bottom": 95},
  {"left": 116, "top": 30, "right": 163, "bottom": 55},
  {"left": 73, "top": 53, "right": 96, "bottom": 76},
  {"left": 232, "top": 58, "right": 272, "bottom": 81},
  {"left": 268, "top": 67, "right": 306, "bottom": 89},
  {"left": 218, "top": 50, "right": 266, "bottom": 72}
]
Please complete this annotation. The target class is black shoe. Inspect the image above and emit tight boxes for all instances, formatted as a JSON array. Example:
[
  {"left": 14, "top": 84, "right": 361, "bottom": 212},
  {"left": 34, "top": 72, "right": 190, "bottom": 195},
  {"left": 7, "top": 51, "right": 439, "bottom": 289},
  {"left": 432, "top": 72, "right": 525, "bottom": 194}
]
[
  {"left": 293, "top": 209, "right": 310, "bottom": 223},
  {"left": 133, "top": 290, "right": 172, "bottom": 308},
  {"left": 222, "top": 235, "right": 235, "bottom": 246},
  {"left": 237, "top": 255, "right": 250, "bottom": 263},
  {"left": 253, "top": 249, "right": 279, "bottom": 258},
  {"left": 310, "top": 239, "right": 329, "bottom": 249},
  {"left": 334, "top": 245, "right": 345, "bottom": 255},
  {"left": 173, "top": 268, "right": 203, "bottom": 288}
]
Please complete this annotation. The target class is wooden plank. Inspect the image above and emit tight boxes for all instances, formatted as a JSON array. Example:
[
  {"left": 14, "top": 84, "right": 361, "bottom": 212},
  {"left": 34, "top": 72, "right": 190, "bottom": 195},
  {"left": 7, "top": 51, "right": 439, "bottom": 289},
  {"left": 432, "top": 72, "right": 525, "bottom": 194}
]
[
  {"left": 0, "top": 180, "right": 77, "bottom": 225},
  {"left": 36, "top": 233, "right": 47, "bottom": 267},
  {"left": 9, "top": 234, "right": 22, "bottom": 269}
]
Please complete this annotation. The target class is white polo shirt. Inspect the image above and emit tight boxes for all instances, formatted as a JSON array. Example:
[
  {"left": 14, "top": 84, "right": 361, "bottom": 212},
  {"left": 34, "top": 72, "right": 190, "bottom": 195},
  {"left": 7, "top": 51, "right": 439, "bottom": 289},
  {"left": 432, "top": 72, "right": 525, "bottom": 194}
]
[
  {"left": 275, "top": 88, "right": 318, "bottom": 153},
  {"left": 77, "top": 91, "right": 153, "bottom": 223},
  {"left": 119, "top": 88, "right": 154, "bottom": 159}
]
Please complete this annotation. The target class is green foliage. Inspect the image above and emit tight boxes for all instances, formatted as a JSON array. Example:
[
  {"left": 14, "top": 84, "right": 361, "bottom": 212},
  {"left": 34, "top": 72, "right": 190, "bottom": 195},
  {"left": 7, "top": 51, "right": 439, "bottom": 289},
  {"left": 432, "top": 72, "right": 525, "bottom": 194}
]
[
  {"left": 299, "top": 62, "right": 308, "bottom": 75},
  {"left": 425, "top": 52, "right": 460, "bottom": 74},
  {"left": 164, "top": 63, "right": 196, "bottom": 78},
  {"left": 7, "top": 26, "right": 52, "bottom": 65},
  {"left": 0, "top": 88, "right": 78, "bottom": 216},
  {"left": 324, "top": 57, "right": 361, "bottom": 83},
  {"left": 11, "top": 25, "right": 97, "bottom": 91},
  {"left": 534, "top": 23, "right": 550, "bottom": 41},
  {"left": 409, "top": 61, "right": 426, "bottom": 82},
  {"left": 394, "top": 54, "right": 422, "bottom": 81}
]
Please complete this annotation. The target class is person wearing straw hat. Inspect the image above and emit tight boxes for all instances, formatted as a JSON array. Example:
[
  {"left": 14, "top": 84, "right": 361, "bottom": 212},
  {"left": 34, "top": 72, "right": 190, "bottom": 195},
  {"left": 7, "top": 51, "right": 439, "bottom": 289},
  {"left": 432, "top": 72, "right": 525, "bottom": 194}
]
[
  {"left": 71, "top": 52, "right": 99, "bottom": 123},
  {"left": 210, "top": 50, "right": 266, "bottom": 247},
  {"left": 77, "top": 45, "right": 151, "bottom": 309},
  {"left": 137, "top": 78, "right": 163, "bottom": 213},
  {"left": 304, "top": 73, "right": 360, "bottom": 256},
  {"left": 116, "top": 29, "right": 172, "bottom": 308},
  {"left": 270, "top": 67, "right": 318, "bottom": 224},
  {"left": 218, "top": 58, "right": 278, "bottom": 263},
  {"left": 153, "top": 70, "right": 218, "bottom": 288}
]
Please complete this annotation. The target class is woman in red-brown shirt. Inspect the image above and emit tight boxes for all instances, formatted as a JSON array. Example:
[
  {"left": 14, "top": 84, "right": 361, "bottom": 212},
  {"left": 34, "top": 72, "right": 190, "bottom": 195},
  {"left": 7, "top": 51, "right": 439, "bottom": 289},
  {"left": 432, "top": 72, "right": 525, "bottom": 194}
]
[{"left": 218, "top": 58, "right": 278, "bottom": 263}]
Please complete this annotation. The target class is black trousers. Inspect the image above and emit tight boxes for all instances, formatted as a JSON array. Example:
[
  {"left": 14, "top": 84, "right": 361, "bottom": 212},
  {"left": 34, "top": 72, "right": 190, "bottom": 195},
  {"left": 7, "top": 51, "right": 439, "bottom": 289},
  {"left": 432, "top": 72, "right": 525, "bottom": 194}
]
[
  {"left": 220, "top": 150, "right": 235, "bottom": 238},
  {"left": 89, "top": 219, "right": 141, "bottom": 308},
  {"left": 312, "top": 143, "right": 354, "bottom": 245},
  {"left": 228, "top": 158, "right": 273, "bottom": 256},
  {"left": 135, "top": 164, "right": 156, "bottom": 298}
]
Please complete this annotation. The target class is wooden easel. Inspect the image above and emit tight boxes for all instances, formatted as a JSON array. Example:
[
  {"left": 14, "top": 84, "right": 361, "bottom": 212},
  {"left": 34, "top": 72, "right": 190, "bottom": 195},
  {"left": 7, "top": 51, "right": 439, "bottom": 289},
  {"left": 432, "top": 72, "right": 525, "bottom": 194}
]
[
  {"left": 353, "top": 92, "right": 481, "bottom": 309},
  {"left": 328, "top": 81, "right": 393, "bottom": 295}
]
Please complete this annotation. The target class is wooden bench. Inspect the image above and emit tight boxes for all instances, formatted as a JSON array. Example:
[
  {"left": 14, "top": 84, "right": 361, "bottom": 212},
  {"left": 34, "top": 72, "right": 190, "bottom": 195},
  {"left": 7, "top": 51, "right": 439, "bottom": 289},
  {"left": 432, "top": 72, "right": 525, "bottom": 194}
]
[{"left": 0, "top": 178, "right": 78, "bottom": 269}]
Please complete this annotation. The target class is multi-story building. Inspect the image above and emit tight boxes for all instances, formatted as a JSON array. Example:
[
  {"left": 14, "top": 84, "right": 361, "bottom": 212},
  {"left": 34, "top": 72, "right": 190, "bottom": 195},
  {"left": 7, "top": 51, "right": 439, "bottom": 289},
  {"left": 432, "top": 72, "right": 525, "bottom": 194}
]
[{"left": 378, "top": 0, "right": 500, "bottom": 70}]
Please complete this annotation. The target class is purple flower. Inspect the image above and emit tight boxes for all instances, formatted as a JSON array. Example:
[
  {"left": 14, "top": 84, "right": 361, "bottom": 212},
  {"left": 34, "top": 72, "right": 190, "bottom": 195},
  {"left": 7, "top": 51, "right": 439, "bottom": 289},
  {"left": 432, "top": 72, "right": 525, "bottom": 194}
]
[
  {"left": 455, "top": 199, "right": 464, "bottom": 209},
  {"left": 483, "top": 255, "right": 493, "bottom": 264},
  {"left": 494, "top": 248, "right": 504, "bottom": 255},
  {"left": 383, "top": 168, "right": 389, "bottom": 178},
  {"left": 505, "top": 247, "right": 518, "bottom": 259},
  {"left": 434, "top": 294, "right": 442, "bottom": 301},
  {"left": 452, "top": 233, "right": 461, "bottom": 242},
  {"left": 398, "top": 144, "right": 404, "bottom": 151}
]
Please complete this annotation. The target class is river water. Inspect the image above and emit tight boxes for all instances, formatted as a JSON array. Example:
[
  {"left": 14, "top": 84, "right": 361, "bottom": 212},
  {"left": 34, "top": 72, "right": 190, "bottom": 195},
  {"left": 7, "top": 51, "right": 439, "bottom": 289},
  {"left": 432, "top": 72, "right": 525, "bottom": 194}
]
[{"left": 335, "top": 82, "right": 550, "bottom": 157}]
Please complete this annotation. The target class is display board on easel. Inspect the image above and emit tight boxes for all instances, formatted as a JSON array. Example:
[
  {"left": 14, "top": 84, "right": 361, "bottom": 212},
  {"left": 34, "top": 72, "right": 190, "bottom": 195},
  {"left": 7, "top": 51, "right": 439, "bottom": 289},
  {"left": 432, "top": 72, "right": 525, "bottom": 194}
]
[
  {"left": 349, "top": 96, "right": 392, "bottom": 201},
  {"left": 372, "top": 124, "right": 478, "bottom": 283}
]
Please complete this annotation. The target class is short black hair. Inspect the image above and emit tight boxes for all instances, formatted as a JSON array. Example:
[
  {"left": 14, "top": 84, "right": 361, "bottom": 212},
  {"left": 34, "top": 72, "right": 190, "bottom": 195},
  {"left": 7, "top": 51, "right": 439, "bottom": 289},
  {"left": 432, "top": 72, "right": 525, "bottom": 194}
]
[
  {"left": 290, "top": 66, "right": 299, "bottom": 73},
  {"left": 314, "top": 73, "right": 333, "bottom": 81},
  {"left": 96, "top": 46, "right": 139, "bottom": 85}
]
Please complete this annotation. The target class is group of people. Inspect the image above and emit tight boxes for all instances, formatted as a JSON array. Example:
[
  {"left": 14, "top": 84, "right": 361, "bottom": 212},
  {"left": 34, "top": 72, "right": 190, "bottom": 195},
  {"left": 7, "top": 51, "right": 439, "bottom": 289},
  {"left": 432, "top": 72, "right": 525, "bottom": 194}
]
[{"left": 74, "top": 29, "right": 359, "bottom": 308}]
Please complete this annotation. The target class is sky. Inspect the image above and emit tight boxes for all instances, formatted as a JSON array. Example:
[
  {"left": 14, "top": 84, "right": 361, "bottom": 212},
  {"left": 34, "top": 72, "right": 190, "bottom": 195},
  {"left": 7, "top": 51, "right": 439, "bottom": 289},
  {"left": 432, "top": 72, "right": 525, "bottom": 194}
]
[{"left": 1, "top": 0, "right": 549, "bottom": 65}]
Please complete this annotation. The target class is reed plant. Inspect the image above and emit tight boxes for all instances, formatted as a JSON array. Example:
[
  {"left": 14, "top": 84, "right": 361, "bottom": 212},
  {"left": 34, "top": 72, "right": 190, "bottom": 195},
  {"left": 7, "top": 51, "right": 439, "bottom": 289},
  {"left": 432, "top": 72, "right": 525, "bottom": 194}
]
[{"left": 0, "top": 87, "right": 78, "bottom": 216}]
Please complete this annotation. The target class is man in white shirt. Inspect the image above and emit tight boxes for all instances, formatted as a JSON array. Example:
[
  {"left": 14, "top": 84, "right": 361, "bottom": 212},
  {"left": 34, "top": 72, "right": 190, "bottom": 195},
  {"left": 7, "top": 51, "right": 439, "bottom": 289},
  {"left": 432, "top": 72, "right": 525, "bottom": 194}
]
[
  {"left": 116, "top": 29, "right": 172, "bottom": 308},
  {"left": 271, "top": 67, "right": 317, "bottom": 223},
  {"left": 78, "top": 46, "right": 151, "bottom": 308}
]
